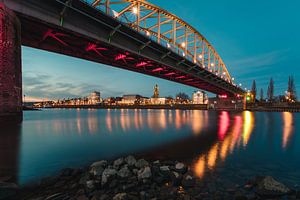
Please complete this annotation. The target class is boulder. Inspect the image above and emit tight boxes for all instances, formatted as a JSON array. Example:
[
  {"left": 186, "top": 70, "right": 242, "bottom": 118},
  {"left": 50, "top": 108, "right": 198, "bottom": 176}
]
[
  {"left": 137, "top": 167, "right": 152, "bottom": 180},
  {"left": 101, "top": 168, "right": 117, "bottom": 186},
  {"left": 113, "top": 193, "right": 127, "bottom": 200},
  {"left": 90, "top": 160, "right": 107, "bottom": 176},
  {"left": 135, "top": 159, "right": 149, "bottom": 169},
  {"left": 182, "top": 174, "right": 195, "bottom": 188},
  {"left": 159, "top": 166, "right": 170, "bottom": 172},
  {"left": 117, "top": 166, "right": 131, "bottom": 178},
  {"left": 113, "top": 158, "right": 124, "bottom": 168},
  {"left": 86, "top": 180, "right": 94, "bottom": 189},
  {"left": 256, "top": 176, "right": 291, "bottom": 197},
  {"left": 175, "top": 162, "right": 187, "bottom": 174},
  {"left": 125, "top": 155, "right": 136, "bottom": 166}
]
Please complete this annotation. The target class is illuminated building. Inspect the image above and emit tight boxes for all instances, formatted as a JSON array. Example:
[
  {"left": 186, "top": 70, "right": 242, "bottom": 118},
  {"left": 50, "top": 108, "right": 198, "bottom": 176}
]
[
  {"left": 88, "top": 91, "right": 102, "bottom": 105},
  {"left": 192, "top": 90, "right": 208, "bottom": 104},
  {"left": 150, "top": 84, "right": 166, "bottom": 104}
]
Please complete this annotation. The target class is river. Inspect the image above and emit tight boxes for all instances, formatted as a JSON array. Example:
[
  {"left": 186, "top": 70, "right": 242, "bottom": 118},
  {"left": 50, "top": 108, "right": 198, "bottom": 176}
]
[{"left": 0, "top": 109, "right": 299, "bottom": 187}]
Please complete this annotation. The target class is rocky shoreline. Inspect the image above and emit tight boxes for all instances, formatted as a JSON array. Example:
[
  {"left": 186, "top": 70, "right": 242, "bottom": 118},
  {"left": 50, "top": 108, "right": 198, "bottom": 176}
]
[{"left": 1, "top": 156, "right": 299, "bottom": 200}]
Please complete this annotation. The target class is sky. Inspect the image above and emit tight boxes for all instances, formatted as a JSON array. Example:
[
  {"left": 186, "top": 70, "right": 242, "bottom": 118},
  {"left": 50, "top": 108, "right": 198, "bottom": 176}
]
[{"left": 22, "top": 0, "right": 300, "bottom": 101}]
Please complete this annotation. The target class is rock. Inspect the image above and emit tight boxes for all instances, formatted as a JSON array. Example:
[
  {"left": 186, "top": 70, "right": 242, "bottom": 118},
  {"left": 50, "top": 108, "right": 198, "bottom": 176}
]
[
  {"left": 86, "top": 180, "right": 94, "bottom": 189},
  {"left": 175, "top": 162, "right": 187, "bottom": 174},
  {"left": 138, "top": 166, "right": 152, "bottom": 180},
  {"left": 113, "top": 193, "right": 127, "bottom": 200},
  {"left": 170, "top": 171, "right": 182, "bottom": 186},
  {"left": 135, "top": 159, "right": 149, "bottom": 169},
  {"left": 114, "top": 157, "right": 124, "bottom": 168},
  {"left": 256, "top": 176, "right": 291, "bottom": 197},
  {"left": 90, "top": 160, "right": 107, "bottom": 176},
  {"left": 117, "top": 166, "right": 131, "bottom": 178},
  {"left": 153, "top": 160, "right": 160, "bottom": 165},
  {"left": 159, "top": 166, "right": 170, "bottom": 172},
  {"left": 0, "top": 182, "right": 18, "bottom": 200},
  {"left": 91, "top": 160, "right": 107, "bottom": 168},
  {"left": 182, "top": 174, "right": 195, "bottom": 188},
  {"left": 77, "top": 195, "right": 89, "bottom": 200},
  {"left": 125, "top": 155, "right": 136, "bottom": 166},
  {"left": 101, "top": 168, "right": 117, "bottom": 185}
]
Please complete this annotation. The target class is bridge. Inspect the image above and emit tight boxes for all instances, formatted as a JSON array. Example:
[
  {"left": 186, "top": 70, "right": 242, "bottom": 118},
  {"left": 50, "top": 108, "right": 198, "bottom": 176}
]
[{"left": 0, "top": 0, "right": 244, "bottom": 120}]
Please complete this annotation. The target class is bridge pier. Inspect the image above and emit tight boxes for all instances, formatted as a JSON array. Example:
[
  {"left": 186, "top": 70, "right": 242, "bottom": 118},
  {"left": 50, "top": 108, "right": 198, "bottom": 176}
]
[{"left": 0, "top": 3, "right": 22, "bottom": 122}]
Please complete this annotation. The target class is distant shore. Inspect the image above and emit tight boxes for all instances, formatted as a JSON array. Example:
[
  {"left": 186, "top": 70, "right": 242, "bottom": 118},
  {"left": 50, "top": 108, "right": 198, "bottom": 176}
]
[{"left": 36, "top": 104, "right": 209, "bottom": 110}]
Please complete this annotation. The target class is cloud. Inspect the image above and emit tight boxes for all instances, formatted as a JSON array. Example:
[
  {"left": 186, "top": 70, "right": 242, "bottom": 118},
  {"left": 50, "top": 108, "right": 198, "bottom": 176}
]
[
  {"left": 229, "top": 49, "right": 289, "bottom": 71},
  {"left": 22, "top": 72, "right": 122, "bottom": 100}
]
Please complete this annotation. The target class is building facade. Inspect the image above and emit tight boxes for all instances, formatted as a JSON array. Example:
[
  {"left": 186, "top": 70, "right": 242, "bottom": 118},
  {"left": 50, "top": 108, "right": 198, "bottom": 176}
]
[{"left": 192, "top": 91, "right": 208, "bottom": 104}]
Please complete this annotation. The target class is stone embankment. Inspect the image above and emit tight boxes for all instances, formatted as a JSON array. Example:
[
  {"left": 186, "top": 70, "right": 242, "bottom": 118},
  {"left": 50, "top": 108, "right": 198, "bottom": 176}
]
[{"left": 1, "top": 156, "right": 299, "bottom": 200}]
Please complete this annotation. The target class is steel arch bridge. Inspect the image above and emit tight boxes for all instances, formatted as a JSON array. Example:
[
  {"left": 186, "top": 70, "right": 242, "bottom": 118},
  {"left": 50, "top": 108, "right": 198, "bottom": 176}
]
[{"left": 0, "top": 0, "right": 245, "bottom": 119}]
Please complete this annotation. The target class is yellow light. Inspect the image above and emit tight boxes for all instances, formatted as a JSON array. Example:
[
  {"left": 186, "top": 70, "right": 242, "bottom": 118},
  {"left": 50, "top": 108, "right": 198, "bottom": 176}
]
[
  {"left": 132, "top": 7, "right": 138, "bottom": 14},
  {"left": 182, "top": 52, "right": 185, "bottom": 57},
  {"left": 166, "top": 43, "right": 170, "bottom": 48},
  {"left": 198, "top": 54, "right": 203, "bottom": 59},
  {"left": 181, "top": 42, "right": 186, "bottom": 48},
  {"left": 146, "top": 31, "right": 150, "bottom": 36},
  {"left": 211, "top": 63, "right": 215, "bottom": 67}
]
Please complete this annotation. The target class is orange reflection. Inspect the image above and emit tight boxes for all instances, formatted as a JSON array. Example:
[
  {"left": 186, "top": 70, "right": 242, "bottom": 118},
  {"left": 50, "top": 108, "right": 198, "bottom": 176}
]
[
  {"left": 106, "top": 109, "right": 112, "bottom": 132},
  {"left": 191, "top": 110, "right": 203, "bottom": 135},
  {"left": 218, "top": 111, "right": 230, "bottom": 140},
  {"left": 175, "top": 110, "right": 182, "bottom": 130},
  {"left": 242, "top": 111, "right": 254, "bottom": 147},
  {"left": 207, "top": 143, "right": 218, "bottom": 169},
  {"left": 230, "top": 116, "right": 243, "bottom": 152},
  {"left": 159, "top": 109, "right": 167, "bottom": 129},
  {"left": 282, "top": 112, "right": 293, "bottom": 149},
  {"left": 194, "top": 155, "right": 206, "bottom": 178}
]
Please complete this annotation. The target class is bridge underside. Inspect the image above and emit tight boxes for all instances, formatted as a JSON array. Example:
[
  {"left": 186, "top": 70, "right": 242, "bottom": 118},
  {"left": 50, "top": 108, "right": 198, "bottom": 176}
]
[{"left": 21, "top": 17, "right": 231, "bottom": 95}]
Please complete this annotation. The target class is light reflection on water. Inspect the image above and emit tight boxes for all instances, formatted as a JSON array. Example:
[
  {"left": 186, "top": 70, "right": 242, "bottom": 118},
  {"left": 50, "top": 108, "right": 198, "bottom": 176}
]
[{"left": 0, "top": 109, "right": 300, "bottom": 186}]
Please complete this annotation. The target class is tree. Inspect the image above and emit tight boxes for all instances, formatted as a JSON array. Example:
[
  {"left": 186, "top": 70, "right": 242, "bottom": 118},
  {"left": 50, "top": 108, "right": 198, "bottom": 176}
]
[
  {"left": 251, "top": 80, "right": 257, "bottom": 101},
  {"left": 176, "top": 92, "right": 190, "bottom": 100},
  {"left": 260, "top": 88, "right": 264, "bottom": 102},
  {"left": 287, "top": 75, "right": 297, "bottom": 102},
  {"left": 267, "top": 78, "right": 274, "bottom": 102}
]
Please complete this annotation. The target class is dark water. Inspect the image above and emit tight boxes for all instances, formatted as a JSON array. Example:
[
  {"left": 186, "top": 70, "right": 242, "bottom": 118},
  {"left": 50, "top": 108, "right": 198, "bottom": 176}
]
[{"left": 0, "top": 109, "right": 299, "bottom": 186}]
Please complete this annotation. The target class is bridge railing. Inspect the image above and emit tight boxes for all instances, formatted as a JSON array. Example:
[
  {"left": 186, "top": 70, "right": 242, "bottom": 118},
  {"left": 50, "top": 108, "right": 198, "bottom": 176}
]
[{"left": 79, "top": 0, "right": 238, "bottom": 86}]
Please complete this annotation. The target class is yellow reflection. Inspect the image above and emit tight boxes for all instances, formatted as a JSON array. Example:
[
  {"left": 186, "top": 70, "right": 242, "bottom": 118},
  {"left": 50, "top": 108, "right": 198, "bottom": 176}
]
[
  {"left": 207, "top": 143, "right": 218, "bottom": 169},
  {"left": 192, "top": 110, "right": 203, "bottom": 135},
  {"left": 134, "top": 109, "right": 140, "bottom": 130},
  {"left": 106, "top": 110, "right": 112, "bottom": 132},
  {"left": 282, "top": 112, "right": 293, "bottom": 149},
  {"left": 175, "top": 110, "right": 182, "bottom": 129},
  {"left": 242, "top": 111, "right": 254, "bottom": 147},
  {"left": 194, "top": 155, "right": 206, "bottom": 178},
  {"left": 76, "top": 111, "right": 82, "bottom": 135},
  {"left": 159, "top": 109, "right": 167, "bottom": 129}
]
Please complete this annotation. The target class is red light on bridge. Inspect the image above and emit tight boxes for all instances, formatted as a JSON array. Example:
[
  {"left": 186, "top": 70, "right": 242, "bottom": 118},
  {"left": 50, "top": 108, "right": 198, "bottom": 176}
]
[
  {"left": 219, "top": 94, "right": 228, "bottom": 99},
  {"left": 43, "top": 29, "right": 68, "bottom": 46},
  {"left": 85, "top": 43, "right": 107, "bottom": 56},
  {"left": 164, "top": 72, "right": 175, "bottom": 76},
  {"left": 136, "top": 61, "right": 150, "bottom": 67},
  {"left": 152, "top": 67, "right": 164, "bottom": 72},
  {"left": 115, "top": 54, "right": 126, "bottom": 60},
  {"left": 184, "top": 79, "right": 194, "bottom": 82},
  {"left": 175, "top": 75, "right": 186, "bottom": 79}
]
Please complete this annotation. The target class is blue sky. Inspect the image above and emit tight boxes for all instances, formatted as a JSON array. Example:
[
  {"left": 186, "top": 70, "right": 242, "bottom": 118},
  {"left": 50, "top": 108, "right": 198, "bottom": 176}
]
[{"left": 22, "top": 0, "right": 300, "bottom": 101}]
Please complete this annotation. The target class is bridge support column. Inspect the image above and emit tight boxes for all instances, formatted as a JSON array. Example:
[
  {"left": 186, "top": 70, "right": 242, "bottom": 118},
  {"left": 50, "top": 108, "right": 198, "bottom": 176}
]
[{"left": 0, "top": 3, "right": 22, "bottom": 122}]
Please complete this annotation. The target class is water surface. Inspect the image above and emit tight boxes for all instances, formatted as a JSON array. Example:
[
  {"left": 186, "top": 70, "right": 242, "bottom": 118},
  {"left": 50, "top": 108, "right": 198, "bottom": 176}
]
[{"left": 0, "top": 109, "right": 299, "bottom": 186}]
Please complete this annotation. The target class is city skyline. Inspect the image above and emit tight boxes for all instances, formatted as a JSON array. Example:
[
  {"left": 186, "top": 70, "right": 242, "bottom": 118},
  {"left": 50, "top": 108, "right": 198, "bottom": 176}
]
[{"left": 22, "top": 0, "right": 300, "bottom": 101}]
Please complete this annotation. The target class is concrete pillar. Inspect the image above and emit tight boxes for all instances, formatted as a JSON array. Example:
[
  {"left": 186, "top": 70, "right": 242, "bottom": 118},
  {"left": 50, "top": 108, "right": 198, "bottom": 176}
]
[{"left": 0, "top": 3, "right": 22, "bottom": 122}]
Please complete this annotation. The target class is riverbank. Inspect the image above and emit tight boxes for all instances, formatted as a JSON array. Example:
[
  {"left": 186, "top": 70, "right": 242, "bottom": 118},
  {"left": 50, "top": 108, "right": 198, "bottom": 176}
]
[
  {"left": 2, "top": 156, "right": 299, "bottom": 200},
  {"left": 41, "top": 104, "right": 209, "bottom": 110}
]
